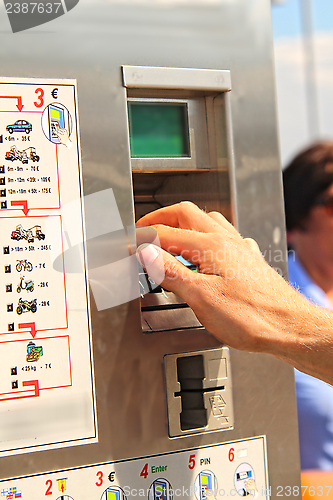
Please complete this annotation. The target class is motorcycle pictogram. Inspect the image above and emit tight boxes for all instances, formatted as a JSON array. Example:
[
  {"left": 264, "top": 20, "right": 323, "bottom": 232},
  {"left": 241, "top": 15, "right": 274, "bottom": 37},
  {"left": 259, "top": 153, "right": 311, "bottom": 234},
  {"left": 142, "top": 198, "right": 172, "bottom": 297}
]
[{"left": 16, "top": 298, "right": 37, "bottom": 315}]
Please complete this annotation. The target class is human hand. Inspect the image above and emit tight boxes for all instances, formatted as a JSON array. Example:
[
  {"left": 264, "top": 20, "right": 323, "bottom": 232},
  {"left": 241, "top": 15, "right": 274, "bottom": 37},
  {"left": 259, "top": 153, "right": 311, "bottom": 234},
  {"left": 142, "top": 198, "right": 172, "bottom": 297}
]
[
  {"left": 135, "top": 202, "right": 331, "bottom": 379},
  {"left": 204, "top": 489, "right": 217, "bottom": 500},
  {"left": 55, "top": 127, "right": 72, "bottom": 148},
  {"left": 244, "top": 478, "right": 258, "bottom": 498}
]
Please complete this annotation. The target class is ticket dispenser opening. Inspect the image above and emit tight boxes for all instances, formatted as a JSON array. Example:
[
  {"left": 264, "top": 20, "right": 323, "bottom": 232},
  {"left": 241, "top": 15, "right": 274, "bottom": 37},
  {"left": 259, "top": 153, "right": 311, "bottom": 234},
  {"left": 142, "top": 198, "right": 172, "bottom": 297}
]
[
  {"left": 164, "top": 347, "right": 233, "bottom": 437},
  {"left": 123, "top": 66, "right": 236, "bottom": 334}
]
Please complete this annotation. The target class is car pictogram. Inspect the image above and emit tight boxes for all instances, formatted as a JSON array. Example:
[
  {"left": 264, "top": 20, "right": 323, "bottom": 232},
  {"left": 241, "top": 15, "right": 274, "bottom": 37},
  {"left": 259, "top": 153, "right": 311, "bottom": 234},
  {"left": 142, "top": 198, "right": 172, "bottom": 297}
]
[{"left": 6, "top": 120, "right": 32, "bottom": 134}]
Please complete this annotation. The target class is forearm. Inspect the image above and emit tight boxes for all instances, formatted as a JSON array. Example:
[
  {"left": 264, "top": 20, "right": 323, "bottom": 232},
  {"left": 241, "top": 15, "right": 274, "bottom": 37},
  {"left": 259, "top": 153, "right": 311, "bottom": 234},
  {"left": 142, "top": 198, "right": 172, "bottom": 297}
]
[
  {"left": 192, "top": 263, "right": 333, "bottom": 385},
  {"left": 263, "top": 294, "right": 333, "bottom": 384}
]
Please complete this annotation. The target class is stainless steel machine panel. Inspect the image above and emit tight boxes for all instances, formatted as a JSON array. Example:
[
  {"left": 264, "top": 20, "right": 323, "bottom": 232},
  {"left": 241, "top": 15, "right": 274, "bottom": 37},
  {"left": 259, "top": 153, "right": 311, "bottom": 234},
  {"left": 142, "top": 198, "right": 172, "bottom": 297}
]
[{"left": 0, "top": 1, "right": 301, "bottom": 499}]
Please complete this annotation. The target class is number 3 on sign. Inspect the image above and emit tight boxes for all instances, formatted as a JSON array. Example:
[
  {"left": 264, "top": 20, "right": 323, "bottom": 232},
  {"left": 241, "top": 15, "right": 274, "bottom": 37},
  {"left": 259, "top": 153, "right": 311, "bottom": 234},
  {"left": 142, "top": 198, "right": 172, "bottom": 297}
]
[
  {"left": 34, "top": 88, "right": 44, "bottom": 108},
  {"left": 96, "top": 471, "right": 103, "bottom": 487}
]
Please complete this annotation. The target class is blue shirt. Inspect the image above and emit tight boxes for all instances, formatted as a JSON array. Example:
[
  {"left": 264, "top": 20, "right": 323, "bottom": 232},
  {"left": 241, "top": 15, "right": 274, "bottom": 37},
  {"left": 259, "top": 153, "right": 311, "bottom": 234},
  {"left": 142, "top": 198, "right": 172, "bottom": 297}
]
[{"left": 288, "top": 253, "right": 333, "bottom": 470}]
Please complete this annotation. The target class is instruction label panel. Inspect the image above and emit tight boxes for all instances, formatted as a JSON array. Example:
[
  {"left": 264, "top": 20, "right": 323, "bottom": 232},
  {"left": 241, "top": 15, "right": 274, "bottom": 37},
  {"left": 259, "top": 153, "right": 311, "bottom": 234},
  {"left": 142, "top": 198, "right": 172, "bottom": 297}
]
[
  {"left": 0, "top": 78, "right": 96, "bottom": 456},
  {"left": 0, "top": 437, "right": 269, "bottom": 500}
]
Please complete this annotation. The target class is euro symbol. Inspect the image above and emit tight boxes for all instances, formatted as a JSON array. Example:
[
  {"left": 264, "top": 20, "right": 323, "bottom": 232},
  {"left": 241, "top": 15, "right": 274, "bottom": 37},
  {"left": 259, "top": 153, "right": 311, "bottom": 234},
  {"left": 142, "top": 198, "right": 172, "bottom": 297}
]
[
  {"left": 51, "top": 88, "right": 58, "bottom": 99},
  {"left": 108, "top": 472, "right": 115, "bottom": 482}
]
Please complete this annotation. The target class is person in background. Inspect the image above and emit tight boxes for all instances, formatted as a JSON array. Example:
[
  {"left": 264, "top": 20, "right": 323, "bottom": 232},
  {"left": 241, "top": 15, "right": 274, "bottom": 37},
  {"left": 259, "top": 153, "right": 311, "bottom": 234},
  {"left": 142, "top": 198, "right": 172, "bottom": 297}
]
[{"left": 283, "top": 142, "right": 333, "bottom": 471}]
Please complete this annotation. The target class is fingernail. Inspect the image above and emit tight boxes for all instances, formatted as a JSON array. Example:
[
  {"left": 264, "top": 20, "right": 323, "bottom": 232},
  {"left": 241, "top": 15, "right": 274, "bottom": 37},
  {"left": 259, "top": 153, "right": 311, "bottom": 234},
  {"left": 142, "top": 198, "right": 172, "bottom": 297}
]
[
  {"left": 135, "top": 226, "right": 159, "bottom": 246},
  {"left": 136, "top": 244, "right": 160, "bottom": 268}
]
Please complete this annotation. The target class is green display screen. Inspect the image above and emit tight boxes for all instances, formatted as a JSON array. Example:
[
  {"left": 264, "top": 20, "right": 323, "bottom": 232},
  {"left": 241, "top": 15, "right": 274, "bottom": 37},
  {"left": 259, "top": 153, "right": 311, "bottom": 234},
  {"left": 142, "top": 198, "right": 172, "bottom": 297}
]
[{"left": 128, "top": 102, "right": 190, "bottom": 158}]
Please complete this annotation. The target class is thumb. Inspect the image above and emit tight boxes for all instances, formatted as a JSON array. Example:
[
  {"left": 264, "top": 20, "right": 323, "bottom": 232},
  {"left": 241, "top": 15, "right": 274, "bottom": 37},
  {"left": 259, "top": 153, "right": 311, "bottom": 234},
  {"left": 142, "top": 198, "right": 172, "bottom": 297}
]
[{"left": 136, "top": 243, "right": 196, "bottom": 299}]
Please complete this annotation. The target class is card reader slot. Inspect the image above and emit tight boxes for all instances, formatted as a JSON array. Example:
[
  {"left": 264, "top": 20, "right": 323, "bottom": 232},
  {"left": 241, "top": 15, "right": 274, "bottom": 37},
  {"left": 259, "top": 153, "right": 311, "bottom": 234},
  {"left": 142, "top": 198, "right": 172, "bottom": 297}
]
[
  {"left": 141, "top": 291, "right": 186, "bottom": 308},
  {"left": 142, "top": 303, "right": 189, "bottom": 312},
  {"left": 142, "top": 308, "right": 201, "bottom": 332},
  {"left": 139, "top": 269, "right": 203, "bottom": 332}
]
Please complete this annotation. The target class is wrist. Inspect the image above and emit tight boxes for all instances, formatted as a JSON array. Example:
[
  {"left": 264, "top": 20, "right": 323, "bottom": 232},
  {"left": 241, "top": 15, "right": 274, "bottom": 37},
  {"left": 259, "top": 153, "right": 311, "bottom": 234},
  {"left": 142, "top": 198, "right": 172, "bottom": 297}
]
[{"left": 262, "top": 288, "right": 333, "bottom": 382}]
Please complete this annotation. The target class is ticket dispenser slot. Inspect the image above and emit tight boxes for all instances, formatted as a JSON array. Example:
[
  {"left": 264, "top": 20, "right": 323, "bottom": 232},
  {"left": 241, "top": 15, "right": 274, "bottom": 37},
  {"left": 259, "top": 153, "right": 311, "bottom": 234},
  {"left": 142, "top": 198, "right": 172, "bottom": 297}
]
[
  {"left": 176, "top": 355, "right": 208, "bottom": 430},
  {"left": 123, "top": 66, "right": 236, "bottom": 334},
  {"left": 164, "top": 347, "right": 234, "bottom": 437}
]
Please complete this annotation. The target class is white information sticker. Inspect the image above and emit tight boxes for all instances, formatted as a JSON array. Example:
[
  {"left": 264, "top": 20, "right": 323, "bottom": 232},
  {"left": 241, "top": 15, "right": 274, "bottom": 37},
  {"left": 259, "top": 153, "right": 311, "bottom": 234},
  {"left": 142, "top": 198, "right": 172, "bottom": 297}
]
[
  {"left": 0, "top": 436, "right": 270, "bottom": 500},
  {"left": 0, "top": 78, "right": 96, "bottom": 456}
]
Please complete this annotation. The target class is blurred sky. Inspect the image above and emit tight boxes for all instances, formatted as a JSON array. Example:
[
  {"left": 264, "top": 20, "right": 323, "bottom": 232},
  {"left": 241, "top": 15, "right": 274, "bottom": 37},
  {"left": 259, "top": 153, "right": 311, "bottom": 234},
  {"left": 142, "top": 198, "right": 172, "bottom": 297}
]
[
  {"left": 271, "top": 0, "right": 333, "bottom": 166},
  {"left": 272, "top": 0, "right": 333, "bottom": 38}
]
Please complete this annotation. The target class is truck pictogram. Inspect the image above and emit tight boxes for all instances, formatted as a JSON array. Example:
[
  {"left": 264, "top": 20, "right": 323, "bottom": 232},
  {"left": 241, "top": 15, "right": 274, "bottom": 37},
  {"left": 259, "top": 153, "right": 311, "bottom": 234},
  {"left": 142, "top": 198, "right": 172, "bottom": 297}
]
[
  {"left": 5, "top": 146, "right": 40, "bottom": 164},
  {"left": 11, "top": 224, "right": 45, "bottom": 243}
]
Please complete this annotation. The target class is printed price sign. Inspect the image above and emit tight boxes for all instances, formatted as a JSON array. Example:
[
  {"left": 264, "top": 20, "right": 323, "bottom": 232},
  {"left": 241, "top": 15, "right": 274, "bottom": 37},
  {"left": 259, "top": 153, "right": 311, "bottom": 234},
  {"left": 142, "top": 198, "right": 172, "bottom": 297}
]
[{"left": 0, "top": 78, "right": 96, "bottom": 456}]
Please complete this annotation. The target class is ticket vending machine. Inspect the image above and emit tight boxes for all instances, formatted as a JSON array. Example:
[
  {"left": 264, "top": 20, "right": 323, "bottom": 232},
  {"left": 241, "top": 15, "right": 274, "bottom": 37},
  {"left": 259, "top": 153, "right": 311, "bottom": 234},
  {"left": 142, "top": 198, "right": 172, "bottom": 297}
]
[{"left": 0, "top": 1, "right": 301, "bottom": 499}]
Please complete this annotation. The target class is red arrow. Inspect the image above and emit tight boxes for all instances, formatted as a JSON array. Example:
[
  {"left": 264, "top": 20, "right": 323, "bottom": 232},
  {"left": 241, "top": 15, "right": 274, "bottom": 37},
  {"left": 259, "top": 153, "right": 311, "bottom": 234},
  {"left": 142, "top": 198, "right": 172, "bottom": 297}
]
[
  {"left": 10, "top": 200, "right": 29, "bottom": 215},
  {"left": 0, "top": 380, "right": 40, "bottom": 401},
  {"left": 22, "top": 379, "right": 39, "bottom": 397},
  {"left": 16, "top": 96, "right": 23, "bottom": 112},
  {"left": 0, "top": 95, "right": 24, "bottom": 111},
  {"left": 18, "top": 322, "right": 37, "bottom": 338},
  {"left": 61, "top": 485, "right": 64, "bottom": 493}
]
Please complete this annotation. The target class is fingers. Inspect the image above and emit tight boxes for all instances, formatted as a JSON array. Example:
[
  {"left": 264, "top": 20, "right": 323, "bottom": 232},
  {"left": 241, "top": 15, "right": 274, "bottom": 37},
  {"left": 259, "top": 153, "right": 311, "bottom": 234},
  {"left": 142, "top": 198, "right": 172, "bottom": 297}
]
[
  {"left": 137, "top": 222, "right": 247, "bottom": 273},
  {"left": 136, "top": 201, "right": 222, "bottom": 233},
  {"left": 208, "top": 211, "right": 239, "bottom": 236},
  {"left": 144, "top": 225, "right": 208, "bottom": 263},
  {"left": 136, "top": 243, "right": 166, "bottom": 288},
  {"left": 136, "top": 226, "right": 160, "bottom": 247},
  {"left": 136, "top": 224, "right": 205, "bottom": 268},
  {"left": 244, "top": 237, "right": 262, "bottom": 255},
  {"left": 136, "top": 201, "right": 240, "bottom": 243},
  {"left": 136, "top": 243, "right": 199, "bottom": 301}
]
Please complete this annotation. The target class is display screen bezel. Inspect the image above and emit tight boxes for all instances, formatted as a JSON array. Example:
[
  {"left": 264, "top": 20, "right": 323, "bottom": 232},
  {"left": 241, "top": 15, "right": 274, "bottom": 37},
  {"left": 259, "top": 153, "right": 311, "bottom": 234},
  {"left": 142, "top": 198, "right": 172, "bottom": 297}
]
[
  {"left": 128, "top": 101, "right": 191, "bottom": 159},
  {"left": 128, "top": 97, "right": 210, "bottom": 172}
]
